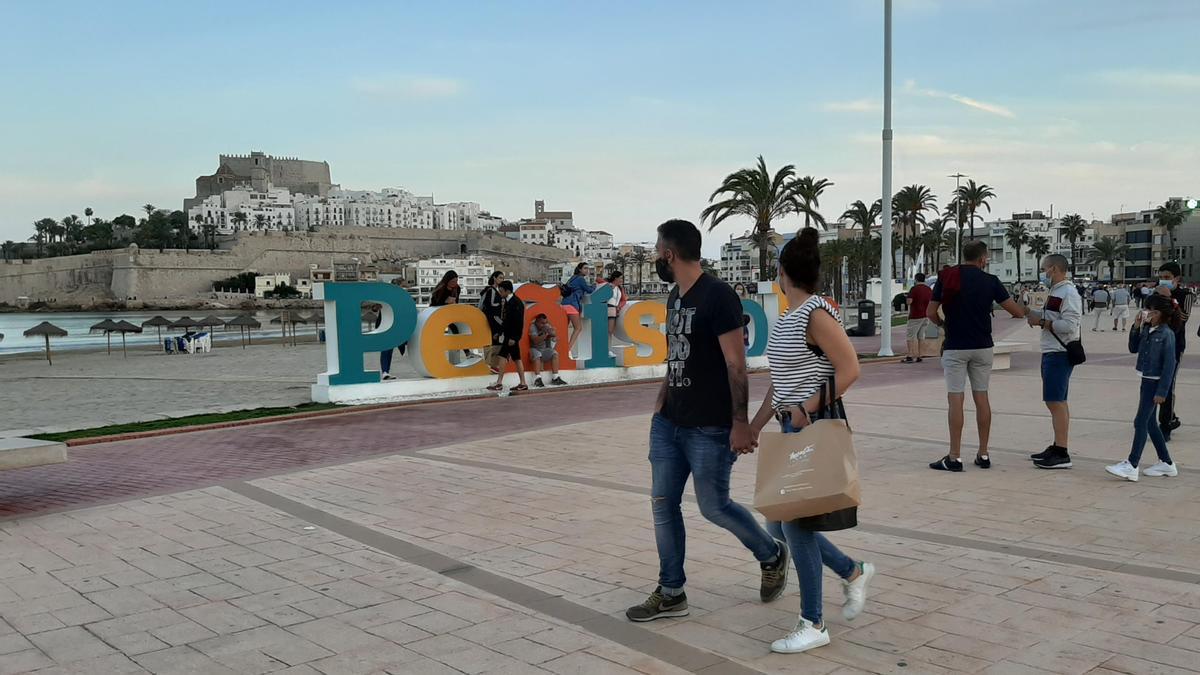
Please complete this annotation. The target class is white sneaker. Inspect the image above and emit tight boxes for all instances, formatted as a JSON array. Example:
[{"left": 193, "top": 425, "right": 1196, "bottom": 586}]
[
  {"left": 1105, "top": 460, "right": 1139, "bottom": 482},
  {"left": 1142, "top": 461, "right": 1179, "bottom": 477},
  {"left": 771, "top": 618, "right": 830, "bottom": 654},
  {"left": 843, "top": 562, "right": 875, "bottom": 621}
]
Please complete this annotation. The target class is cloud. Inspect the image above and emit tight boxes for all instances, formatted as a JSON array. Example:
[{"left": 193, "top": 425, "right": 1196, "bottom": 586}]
[
  {"left": 1095, "top": 69, "right": 1200, "bottom": 90},
  {"left": 822, "top": 99, "right": 879, "bottom": 113},
  {"left": 350, "top": 76, "right": 463, "bottom": 100},
  {"left": 903, "top": 80, "right": 1015, "bottom": 118}
]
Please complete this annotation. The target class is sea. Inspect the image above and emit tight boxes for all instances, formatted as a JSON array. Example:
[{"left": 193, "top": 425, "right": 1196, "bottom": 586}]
[{"left": 0, "top": 311, "right": 309, "bottom": 355}]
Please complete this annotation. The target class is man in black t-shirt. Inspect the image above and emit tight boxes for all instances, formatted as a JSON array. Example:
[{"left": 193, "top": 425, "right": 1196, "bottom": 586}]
[
  {"left": 625, "top": 220, "right": 787, "bottom": 624},
  {"left": 1156, "top": 262, "right": 1192, "bottom": 439},
  {"left": 926, "top": 240, "right": 1025, "bottom": 472}
]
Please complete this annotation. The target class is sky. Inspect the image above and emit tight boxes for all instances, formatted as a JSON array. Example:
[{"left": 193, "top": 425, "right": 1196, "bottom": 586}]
[{"left": 2, "top": 0, "right": 1198, "bottom": 257}]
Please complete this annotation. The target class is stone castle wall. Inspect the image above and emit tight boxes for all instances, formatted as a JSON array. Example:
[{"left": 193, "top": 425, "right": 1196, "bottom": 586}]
[{"left": 0, "top": 228, "right": 572, "bottom": 305}]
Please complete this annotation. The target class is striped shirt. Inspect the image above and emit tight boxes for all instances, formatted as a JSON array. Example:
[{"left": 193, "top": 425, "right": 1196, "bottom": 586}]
[{"left": 767, "top": 295, "right": 838, "bottom": 411}]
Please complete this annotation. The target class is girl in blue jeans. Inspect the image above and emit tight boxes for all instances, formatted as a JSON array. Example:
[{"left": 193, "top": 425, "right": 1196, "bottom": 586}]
[{"left": 1107, "top": 294, "right": 1180, "bottom": 481}]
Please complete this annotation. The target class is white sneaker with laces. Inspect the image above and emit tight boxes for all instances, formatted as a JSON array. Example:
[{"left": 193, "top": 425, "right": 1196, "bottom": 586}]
[
  {"left": 843, "top": 562, "right": 875, "bottom": 621},
  {"left": 1142, "top": 461, "right": 1179, "bottom": 477},
  {"left": 1105, "top": 460, "right": 1139, "bottom": 482},
  {"left": 771, "top": 618, "right": 830, "bottom": 654}
]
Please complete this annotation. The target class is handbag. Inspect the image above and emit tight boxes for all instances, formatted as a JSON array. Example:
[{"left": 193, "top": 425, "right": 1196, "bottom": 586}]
[
  {"left": 753, "top": 376, "right": 861, "bottom": 527},
  {"left": 1048, "top": 325, "right": 1086, "bottom": 366}
]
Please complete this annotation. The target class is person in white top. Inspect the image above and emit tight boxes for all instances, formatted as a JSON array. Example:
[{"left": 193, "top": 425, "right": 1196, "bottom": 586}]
[
  {"left": 1027, "top": 254, "right": 1083, "bottom": 470},
  {"left": 1110, "top": 286, "right": 1132, "bottom": 331},
  {"left": 749, "top": 228, "right": 874, "bottom": 656}
]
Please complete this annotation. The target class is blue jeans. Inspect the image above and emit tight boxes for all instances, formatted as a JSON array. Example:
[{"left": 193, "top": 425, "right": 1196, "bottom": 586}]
[
  {"left": 649, "top": 414, "right": 778, "bottom": 591},
  {"left": 1130, "top": 377, "right": 1173, "bottom": 467},
  {"left": 768, "top": 418, "right": 857, "bottom": 626}
]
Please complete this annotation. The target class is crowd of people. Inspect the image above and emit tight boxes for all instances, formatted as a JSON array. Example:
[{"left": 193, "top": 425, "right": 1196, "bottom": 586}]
[{"left": 905, "top": 243, "right": 1191, "bottom": 479}]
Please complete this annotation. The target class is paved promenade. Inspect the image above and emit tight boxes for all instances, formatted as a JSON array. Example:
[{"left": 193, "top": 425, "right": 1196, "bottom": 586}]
[{"left": 0, "top": 321, "right": 1197, "bottom": 673}]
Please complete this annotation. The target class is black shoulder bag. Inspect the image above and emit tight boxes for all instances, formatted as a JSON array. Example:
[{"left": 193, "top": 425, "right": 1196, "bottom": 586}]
[{"left": 1047, "top": 325, "right": 1086, "bottom": 366}]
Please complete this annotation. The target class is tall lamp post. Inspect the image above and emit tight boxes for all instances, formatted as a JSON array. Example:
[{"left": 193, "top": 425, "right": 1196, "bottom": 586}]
[
  {"left": 949, "top": 172, "right": 968, "bottom": 264},
  {"left": 878, "top": 0, "right": 895, "bottom": 357}
]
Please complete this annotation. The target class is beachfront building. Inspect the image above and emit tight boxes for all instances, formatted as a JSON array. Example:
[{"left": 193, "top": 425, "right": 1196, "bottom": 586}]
[
  {"left": 254, "top": 273, "right": 293, "bottom": 298},
  {"left": 411, "top": 255, "right": 494, "bottom": 305},
  {"left": 983, "top": 211, "right": 1098, "bottom": 283},
  {"left": 1106, "top": 199, "right": 1199, "bottom": 281}
]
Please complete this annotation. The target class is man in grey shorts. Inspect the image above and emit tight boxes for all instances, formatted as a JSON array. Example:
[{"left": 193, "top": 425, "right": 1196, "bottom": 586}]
[
  {"left": 528, "top": 313, "right": 567, "bottom": 387},
  {"left": 926, "top": 240, "right": 1027, "bottom": 472}
]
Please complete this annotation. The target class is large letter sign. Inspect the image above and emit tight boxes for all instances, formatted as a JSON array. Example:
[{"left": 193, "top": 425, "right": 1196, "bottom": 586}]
[
  {"left": 314, "top": 281, "right": 781, "bottom": 402},
  {"left": 317, "top": 282, "right": 417, "bottom": 386}
]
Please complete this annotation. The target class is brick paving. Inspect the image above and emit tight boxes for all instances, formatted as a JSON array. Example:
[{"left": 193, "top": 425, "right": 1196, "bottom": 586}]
[{"left": 0, "top": 321, "right": 1196, "bottom": 673}]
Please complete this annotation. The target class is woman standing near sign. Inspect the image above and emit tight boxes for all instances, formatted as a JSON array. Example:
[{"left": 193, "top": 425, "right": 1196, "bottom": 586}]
[
  {"left": 430, "top": 271, "right": 471, "bottom": 359},
  {"left": 749, "top": 228, "right": 874, "bottom": 655},
  {"left": 561, "top": 262, "right": 595, "bottom": 358}
]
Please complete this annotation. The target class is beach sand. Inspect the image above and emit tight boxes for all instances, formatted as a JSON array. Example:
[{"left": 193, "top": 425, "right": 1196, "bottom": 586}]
[{"left": 1, "top": 336, "right": 417, "bottom": 435}]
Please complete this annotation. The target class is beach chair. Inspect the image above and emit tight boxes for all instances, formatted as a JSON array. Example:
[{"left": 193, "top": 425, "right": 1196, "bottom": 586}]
[
  {"left": 164, "top": 338, "right": 175, "bottom": 354},
  {"left": 175, "top": 336, "right": 188, "bottom": 353}
]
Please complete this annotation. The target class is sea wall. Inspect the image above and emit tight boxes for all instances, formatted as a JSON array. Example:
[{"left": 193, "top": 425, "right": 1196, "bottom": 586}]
[{"left": 0, "top": 227, "right": 572, "bottom": 305}]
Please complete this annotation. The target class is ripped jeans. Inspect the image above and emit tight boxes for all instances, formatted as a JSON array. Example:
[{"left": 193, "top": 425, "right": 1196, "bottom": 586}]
[{"left": 649, "top": 413, "right": 779, "bottom": 591}]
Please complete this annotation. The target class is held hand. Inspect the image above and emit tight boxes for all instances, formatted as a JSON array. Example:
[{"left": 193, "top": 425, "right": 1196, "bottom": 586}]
[
  {"left": 1157, "top": 286, "right": 1171, "bottom": 298},
  {"left": 1026, "top": 315, "right": 1041, "bottom": 328},
  {"left": 730, "top": 422, "right": 757, "bottom": 455},
  {"left": 1154, "top": 395, "right": 1166, "bottom": 405}
]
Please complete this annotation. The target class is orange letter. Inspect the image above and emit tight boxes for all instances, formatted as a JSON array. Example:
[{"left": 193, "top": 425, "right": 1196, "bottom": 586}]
[{"left": 411, "top": 305, "right": 491, "bottom": 378}]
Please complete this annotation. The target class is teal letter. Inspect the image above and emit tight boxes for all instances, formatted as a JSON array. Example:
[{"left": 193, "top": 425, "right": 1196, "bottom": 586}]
[
  {"left": 743, "top": 299, "right": 768, "bottom": 357},
  {"left": 582, "top": 283, "right": 615, "bottom": 368},
  {"left": 317, "top": 282, "right": 417, "bottom": 386}
]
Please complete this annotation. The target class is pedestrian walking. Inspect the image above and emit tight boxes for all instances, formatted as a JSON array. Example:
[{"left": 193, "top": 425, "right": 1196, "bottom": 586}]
[
  {"left": 1027, "top": 255, "right": 1082, "bottom": 469},
  {"left": 626, "top": 220, "right": 788, "bottom": 623},
  {"left": 749, "top": 227, "right": 874, "bottom": 655},
  {"left": 561, "top": 262, "right": 596, "bottom": 359},
  {"left": 1106, "top": 294, "right": 1181, "bottom": 481},
  {"left": 1090, "top": 285, "right": 1110, "bottom": 331},
  {"left": 1111, "top": 284, "right": 1132, "bottom": 331},
  {"left": 486, "top": 281, "right": 528, "bottom": 393},
  {"left": 926, "top": 240, "right": 1027, "bottom": 471}
]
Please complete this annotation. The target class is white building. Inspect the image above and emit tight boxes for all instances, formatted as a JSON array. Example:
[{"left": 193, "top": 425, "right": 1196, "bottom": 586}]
[
  {"left": 188, "top": 186, "right": 298, "bottom": 234},
  {"left": 719, "top": 234, "right": 761, "bottom": 285},
  {"left": 519, "top": 222, "right": 550, "bottom": 246},
  {"left": 411, "top": 255, "right": 494, "bottom": 305},
  {"left": 984, "top": 211, "right": 1098, "bottom": 283}
]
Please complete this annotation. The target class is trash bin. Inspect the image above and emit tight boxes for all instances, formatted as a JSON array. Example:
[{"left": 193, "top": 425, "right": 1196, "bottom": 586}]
[
  {"left": 849, "top": 300, "right": 876, "bottom": 337},
  {"left": 319, "top": 328, "right": 326, "bottom": 343}
]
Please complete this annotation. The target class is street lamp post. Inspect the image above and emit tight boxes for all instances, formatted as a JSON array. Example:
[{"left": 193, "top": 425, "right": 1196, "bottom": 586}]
[
  {"left": 879, "top": 0, "right": 895, "bottom": 357},
  {"left": 949, "top": 172, "right": 967, "bottom": 265}
]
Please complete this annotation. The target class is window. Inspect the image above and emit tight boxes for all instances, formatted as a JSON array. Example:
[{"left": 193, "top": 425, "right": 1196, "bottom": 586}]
[
  {"left": 1125, "top": 230, "right": 1152, "bottom": 244},
  {"left": 1127, "top": 248, "right": 1151, "bottom": 261}
]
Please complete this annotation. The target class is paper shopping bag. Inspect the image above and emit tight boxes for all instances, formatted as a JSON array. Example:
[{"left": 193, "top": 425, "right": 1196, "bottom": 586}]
[{"left": 753, "top": 419, "right": 861, "bottom": 521}]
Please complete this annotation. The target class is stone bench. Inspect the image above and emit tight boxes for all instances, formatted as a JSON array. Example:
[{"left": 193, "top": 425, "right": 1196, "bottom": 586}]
[
  {"left": 917, "top": 327, "right": 1025, "bottom": 371},
  {"left": 0, "top": 438, "right": 68, "bottom": 471}
]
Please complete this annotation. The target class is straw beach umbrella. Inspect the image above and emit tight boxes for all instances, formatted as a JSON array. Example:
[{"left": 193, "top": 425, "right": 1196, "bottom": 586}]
[
  {"left": 170, "top": 316, "right": 197, "bottom": 331},
  {"left": 271, "top": 312, "right": 307, "bottom": 347},
  {"left": 24, "top": 321, "right": 67, "bottom": 365},
  {"left": 224, "top": 314, "right": 261, "bottom": 349},
  {"left": 198, "top": 315, "right": 226, "bottom": 334},
  {"left": 113, "top": 320, "right": 142, "bottom": 358},
  {"left": 141, "top": 315, "right": 172, "bottom": 341},
  {"left": 90, "top": 319, "right": 121, "bottom": 355}
]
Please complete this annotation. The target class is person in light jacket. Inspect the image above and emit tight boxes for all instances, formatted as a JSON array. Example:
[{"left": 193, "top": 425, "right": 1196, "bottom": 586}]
[{"left": 1027, "top": 254, "right": 1082, "bottom": 470}]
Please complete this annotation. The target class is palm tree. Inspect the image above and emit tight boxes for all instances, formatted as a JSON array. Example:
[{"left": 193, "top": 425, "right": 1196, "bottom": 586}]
[
  {"left": 1059, "top": 213, "right": 1088, "bottom": 276},
  {"left": 942, "top": 199, "right": 968, "bottom": 261},
  {"left": 1089, "top": 236, "right": 1129, "bottom": 282},
  {"left": 232, "top": 211, "right": 248, "bottom": 232},
  {"left": 794, "top": 175, "right": 834, "bottom": 230},
  {"left": 610, "top": 253, "right": 627, "bottom": 275},
  {"left": 1027, "top": 234, "right": 1051, "bottom": 265},
  {"left": 892, "top": 184, "right": 937, "bottom": 283},
  {"left": 924, "top": 218, "right": 950, "bottom": 271},
  {"left": 630, "top": 246, "right": 649, "bottom": 295},
  {"left": 1153, "top": 200, "right": 1189, "bottom": 260},
  {"left": 841, "top": 199, "right": 882, "bottom": 289},
  {"left": 62, "top": 215, "right": 84, "bottom": 253},
  {"left": 84, "top": 207, "right": 94, "bottom": 226},
  {"left": 203, "top": 221, "right": 218, "bottom": 250},
  {"left": 142, "top": 203, "right": 156, "bottom": 217},
  {"left": 1004, "top": 222, "right": 1029, "bottom": 283},
  {"left": 954, "top": 179, "right": 996, "bottom": 240},
  {"left": 253, "top": 214, "right": 267, "bottom": 230},
  {"left": 193, "top": 214, "right": 207, "bottom": 248},
  {"left": 32, "top": 218, "right": 55, "bottom": 257},
  {"left": 749, "top": 229, "right": 779, "bottom": 281},
  {"left": 701, "top": 156, "right": 821, "bottom": 281}
]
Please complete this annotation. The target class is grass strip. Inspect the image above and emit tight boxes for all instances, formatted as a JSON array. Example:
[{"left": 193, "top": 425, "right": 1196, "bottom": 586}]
[{"left": 30, "top": 403, "right": 343, "bottom": 442}]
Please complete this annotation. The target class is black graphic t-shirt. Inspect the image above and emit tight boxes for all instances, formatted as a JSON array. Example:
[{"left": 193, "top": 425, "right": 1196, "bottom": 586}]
[{"left": 661, "top": 273, "right": 744, "bottom": 428}]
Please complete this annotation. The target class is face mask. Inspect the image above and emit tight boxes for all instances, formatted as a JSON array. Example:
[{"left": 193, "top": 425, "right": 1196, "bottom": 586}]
[
  {"left": 1159, "top": 279, "right": 1175, "bottom": 289},
  {"left": 655, "top": 256, "right": 675, "bottom": 284},
  {"left": 1039, "top": 273, "right": 1051, "bottom": 286}
]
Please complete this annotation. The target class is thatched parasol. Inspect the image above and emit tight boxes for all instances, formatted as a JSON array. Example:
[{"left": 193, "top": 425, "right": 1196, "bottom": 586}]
[
  {"left": 271, "top": 312, "right": 307, "bottom": 347},
  {"left": 141, "top": 315, "right": 172, "bottom": 342},
  {"left": 90, "top": 319, "right": 122, "bottom": 356},
  {"left": 24, "top": 321, "right": 67, "bottom": 365},
  {"left": 170, "top": 316, "right": 197, "bottom": 330},
  {"left": 197, "top": 315, "right": 226, "bottom": 333},
  {"left": 112, "top": 320, "right": 142, "bottom": 358},
  {"left": 224, "top": 314, "right": 261, "bottom": 349}
]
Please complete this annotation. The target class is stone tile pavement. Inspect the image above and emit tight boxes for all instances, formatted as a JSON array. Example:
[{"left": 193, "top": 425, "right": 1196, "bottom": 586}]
[{"left": 0, "top": 323, "right": 1197, "bottom": 673}]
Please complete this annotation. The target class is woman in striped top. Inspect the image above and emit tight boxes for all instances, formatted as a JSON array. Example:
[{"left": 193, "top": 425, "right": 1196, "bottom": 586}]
[{"left": 749, "top": 227, "right": 874, "bottom": 655}]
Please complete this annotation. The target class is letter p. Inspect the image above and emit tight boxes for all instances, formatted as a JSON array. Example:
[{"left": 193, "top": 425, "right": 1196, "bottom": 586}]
[{"left": 316, "top": 282, "right": 417, "bottom": 386}]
